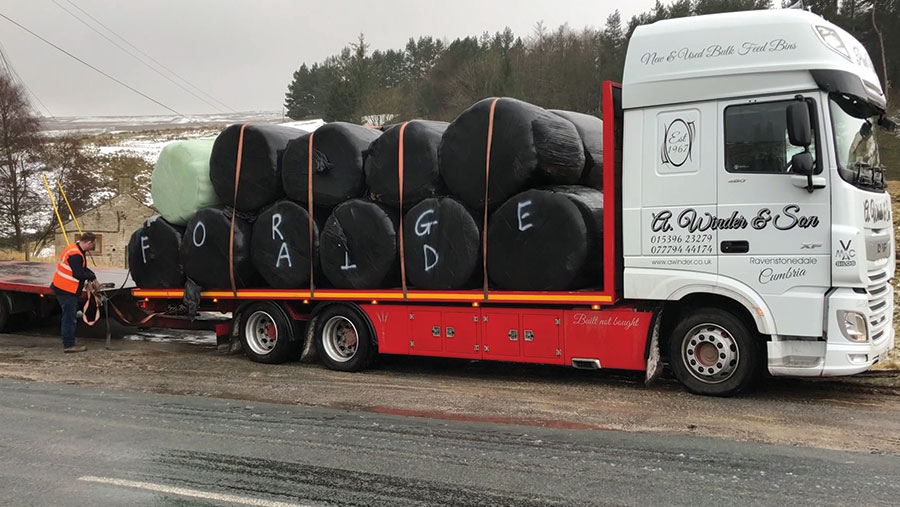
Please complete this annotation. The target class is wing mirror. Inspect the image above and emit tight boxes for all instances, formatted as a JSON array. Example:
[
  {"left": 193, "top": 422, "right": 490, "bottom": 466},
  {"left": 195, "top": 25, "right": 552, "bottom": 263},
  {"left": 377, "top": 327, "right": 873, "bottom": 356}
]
[
  {"left": 787, "top": 101, "right": 812, "bottom": 147},
  {"left": 791, "top": 152, "right": 816, "bottom": 193}
]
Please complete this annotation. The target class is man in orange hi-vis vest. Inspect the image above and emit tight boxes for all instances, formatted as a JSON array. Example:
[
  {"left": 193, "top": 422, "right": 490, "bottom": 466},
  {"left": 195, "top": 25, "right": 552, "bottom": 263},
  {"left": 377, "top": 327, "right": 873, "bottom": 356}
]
[{"left": 50, "top": 232, "right": 97, "bottom": 353}]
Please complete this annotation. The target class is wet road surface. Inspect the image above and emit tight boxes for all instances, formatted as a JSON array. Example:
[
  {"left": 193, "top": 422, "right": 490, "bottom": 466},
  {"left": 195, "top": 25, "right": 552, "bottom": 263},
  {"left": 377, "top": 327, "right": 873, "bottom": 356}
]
[{"left": 1, "top": 378, "right": 898, "bottom": 506}]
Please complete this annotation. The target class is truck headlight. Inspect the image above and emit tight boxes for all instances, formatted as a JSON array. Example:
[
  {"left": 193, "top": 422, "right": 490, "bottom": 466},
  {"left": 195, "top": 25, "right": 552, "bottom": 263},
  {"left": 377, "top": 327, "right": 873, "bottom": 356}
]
[
  {"left": 814, "top": 26, "right": 852, "bottom": 62},
  {"left": 837, "top": 311, "right": 869, "bottom": 342}
]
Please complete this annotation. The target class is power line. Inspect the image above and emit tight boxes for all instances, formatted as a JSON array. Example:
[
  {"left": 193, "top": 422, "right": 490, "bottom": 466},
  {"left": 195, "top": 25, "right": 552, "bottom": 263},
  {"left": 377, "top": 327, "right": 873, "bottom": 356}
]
[
  {"left": 51, "top": 0, "right": 228, "bottom": 113},
  {"left": 0, "top": 41, "right": 54, "bottom": 117},
  {"left": 63, "top": 0, "right": 237, "bottom": 113},
  {"left": 0, "top": 11, "right": 183, "bottom": 116}
]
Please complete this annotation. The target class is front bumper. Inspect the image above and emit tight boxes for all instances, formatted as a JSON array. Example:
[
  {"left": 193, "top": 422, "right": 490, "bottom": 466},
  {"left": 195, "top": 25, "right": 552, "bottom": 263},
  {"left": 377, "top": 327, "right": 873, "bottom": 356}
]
[{"left": 767, "top": 286, "right": 895, "bottom": 377}]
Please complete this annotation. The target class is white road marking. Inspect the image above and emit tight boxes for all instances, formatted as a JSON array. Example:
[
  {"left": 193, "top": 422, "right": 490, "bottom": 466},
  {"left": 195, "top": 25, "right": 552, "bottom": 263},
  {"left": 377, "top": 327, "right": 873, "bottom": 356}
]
[{"left": 78, "top": 476, "right": 311, "bottom": 507}]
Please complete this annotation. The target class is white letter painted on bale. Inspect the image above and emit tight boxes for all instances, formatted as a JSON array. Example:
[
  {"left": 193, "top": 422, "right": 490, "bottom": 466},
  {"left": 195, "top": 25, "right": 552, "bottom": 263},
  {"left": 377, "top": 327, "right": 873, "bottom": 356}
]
[
  {"left": 517, "top": 200, "right": 534, "bottom": 231},
  {"left": 424, "top": 244, "right": 439, "bottom": 272},
  {"left": 272, "top": 213, "right": 284, "bottom": 241},
  {"left": 415, "top": 209, "right": 438, "bottom": 236},
  {"left": 276, "top": 242, "right": 292, "bottom": 268},
  {"left": 140, "top": 235, "right": 150, "bottom": 264},
  {"left": 341, "top": 250, "right": 357, "bottom": 271},
  {"left": 192, "top": 221, "right": 206, "bottom": 247}
]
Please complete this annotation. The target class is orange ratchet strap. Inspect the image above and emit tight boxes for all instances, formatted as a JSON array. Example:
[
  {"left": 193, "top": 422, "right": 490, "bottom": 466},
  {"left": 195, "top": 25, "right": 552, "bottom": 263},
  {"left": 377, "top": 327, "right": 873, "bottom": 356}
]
[
  {"left": 307, "top": 132, "right": 316, "bottom": 298},
  {"left": 482, "top": 98, "right": 500, "bottom": 301},
  {"left": 228, "top": 123, "right": 248, "bottom": 297},
  {"left": 398, "top": 122, "right": 409, "bottom": 299}
]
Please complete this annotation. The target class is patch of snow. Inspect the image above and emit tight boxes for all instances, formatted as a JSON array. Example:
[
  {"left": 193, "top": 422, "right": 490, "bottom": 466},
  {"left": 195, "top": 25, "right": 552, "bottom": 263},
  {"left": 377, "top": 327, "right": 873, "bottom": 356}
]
[{"left": 279, "top": 119, "right": 326, "bottom": 132}]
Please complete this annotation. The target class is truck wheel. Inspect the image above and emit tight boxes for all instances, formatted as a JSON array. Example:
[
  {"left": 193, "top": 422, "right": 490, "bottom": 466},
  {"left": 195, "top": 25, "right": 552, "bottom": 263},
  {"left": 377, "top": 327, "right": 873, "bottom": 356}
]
[
  {"left": 0, "top": 294, "right": 9, "bottom": 333},
  {"left": 238, "top": 302, "right": 300, "bottom": 364},
  {"left": 314, "top": 304, "right": 375, "bottom": 372},
  {"left": 668, "top": 308, "right": 760, "bottom": 397}
]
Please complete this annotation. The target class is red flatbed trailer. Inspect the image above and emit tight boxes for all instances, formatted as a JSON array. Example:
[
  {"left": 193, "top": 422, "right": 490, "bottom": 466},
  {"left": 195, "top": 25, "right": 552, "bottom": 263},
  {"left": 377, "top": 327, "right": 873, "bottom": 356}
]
[
  {"left": 0, "top": 84, "right": 657, "bottom": 378},
  {"left": 129, "top": 83, "right": 659, "bottom": 375}
]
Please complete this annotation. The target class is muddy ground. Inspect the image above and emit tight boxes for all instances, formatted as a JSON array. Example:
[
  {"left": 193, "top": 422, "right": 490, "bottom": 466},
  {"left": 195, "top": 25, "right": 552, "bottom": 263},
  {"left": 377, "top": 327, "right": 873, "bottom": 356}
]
[{"left": 1, "top": 317, "right": 898, "bottom": 457}]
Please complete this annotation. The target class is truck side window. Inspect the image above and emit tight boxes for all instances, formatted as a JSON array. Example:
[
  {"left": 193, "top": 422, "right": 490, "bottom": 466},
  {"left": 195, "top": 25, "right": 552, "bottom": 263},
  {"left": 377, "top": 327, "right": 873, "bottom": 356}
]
[{"left": 724, "top": 100, "right": 817, "bottom": 174}]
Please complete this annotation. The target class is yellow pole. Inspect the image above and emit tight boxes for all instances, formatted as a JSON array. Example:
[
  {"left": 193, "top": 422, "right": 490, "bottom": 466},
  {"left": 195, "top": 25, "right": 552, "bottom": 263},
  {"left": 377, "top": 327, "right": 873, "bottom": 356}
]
[
  {"left": 41, "top": 173, "right": 70, "bottom": 245},
  {"left": 56, "top": 179, "right": 83, "bottom": 236}
]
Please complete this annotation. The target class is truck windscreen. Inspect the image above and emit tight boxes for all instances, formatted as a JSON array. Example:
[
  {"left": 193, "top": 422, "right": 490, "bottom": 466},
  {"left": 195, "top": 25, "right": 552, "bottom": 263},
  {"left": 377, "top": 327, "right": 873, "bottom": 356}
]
[{"left": 829, "top": 93, "right": 886, "bottom": 191}]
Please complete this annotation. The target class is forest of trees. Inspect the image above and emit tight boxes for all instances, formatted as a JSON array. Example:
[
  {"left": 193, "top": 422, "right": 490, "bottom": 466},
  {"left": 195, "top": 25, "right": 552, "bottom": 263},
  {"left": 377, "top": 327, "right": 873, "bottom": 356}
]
[{"left": 283, "top": 0, "right": 898, "bottom": 123}]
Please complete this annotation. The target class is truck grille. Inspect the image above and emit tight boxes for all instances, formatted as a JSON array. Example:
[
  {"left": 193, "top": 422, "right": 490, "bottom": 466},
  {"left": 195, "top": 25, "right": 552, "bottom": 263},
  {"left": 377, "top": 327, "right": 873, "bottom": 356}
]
[{"left": 867, "top": 268, "right": 891, "bottom": 344}]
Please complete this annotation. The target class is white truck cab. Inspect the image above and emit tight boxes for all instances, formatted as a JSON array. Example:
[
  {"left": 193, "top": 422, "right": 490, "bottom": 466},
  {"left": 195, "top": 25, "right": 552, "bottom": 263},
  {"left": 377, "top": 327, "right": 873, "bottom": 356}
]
[{"left": 621, "top": 9, "right": 895, "bottom": 394}]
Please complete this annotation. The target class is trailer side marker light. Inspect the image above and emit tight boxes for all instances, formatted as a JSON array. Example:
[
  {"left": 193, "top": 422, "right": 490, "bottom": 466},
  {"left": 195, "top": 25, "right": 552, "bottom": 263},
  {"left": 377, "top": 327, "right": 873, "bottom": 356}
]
[
  {"left": 303, "top": 299, "right": 309, "bottom": 304},
  {"left": 371, "top": 300, "right": 378, "bottom": 305},
  {"left": 592, "top": 304, "right": 600, "bottom": 310},
  {"left": 39, "top": 294, "right": 44, "bottom": 298},
  {"left": 472, "top": 302, "right": 479, "bottom": 307},
  {"left": 144, "top": 298, "right": 149, "bottom": 302},
  {"left": 212, "top": 298, "right": 218, "bottom": 303}
]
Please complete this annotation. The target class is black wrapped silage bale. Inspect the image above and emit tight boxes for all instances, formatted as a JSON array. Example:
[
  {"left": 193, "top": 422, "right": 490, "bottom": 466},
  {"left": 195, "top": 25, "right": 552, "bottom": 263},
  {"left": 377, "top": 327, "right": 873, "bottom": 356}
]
[
  {"left": 365, "top": 120, "right": 448, "bottom": 208},
  {"left": 180, "top": 207, "right": 258, "bottom": 289},
  {"left": 127, "top": 215, "right": 185, "bottom": 288},
  {"left": 487, "top": 186, "right": 603, "bottom": 291},
  {"left": 403, "top": 197, "right": 481, "bottom": 290},
  {"left": 282, "top": 122, "right": 382, "bottom": 209},
  {"left": 439, "top": 97, "right": 585, "bottom": 210},
  {"left": 320, "top": 200, "right": 399, "bottom": 289},
  {"left": 550, "top": 110, "right": 603, "bottom": 189},
  {"left": 251, "top": 200, "right": 319, "bottom": 288},
  {"left": 209, "top": 123, "right": 300, "bottom": 212}
]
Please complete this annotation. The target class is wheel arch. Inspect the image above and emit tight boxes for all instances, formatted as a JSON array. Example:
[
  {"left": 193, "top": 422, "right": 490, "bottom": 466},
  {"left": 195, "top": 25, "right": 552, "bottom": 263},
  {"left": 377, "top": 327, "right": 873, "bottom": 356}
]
[
  {"left": 309, "top": 301, "right": 378, "bottom": 349},
  {"left": 667, "top": 283, "right": 776, "bottom": 336}
]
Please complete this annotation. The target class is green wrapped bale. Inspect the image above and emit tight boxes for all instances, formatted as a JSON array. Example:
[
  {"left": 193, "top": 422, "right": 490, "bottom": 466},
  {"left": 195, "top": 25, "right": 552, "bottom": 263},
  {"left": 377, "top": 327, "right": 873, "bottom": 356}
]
[{"left": 151, "top": 139, "right": 220, "bottom": 226}]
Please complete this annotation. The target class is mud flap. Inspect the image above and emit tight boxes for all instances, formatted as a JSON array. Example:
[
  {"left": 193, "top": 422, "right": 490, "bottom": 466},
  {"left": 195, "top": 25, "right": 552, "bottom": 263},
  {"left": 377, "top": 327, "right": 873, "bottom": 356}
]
[
  {"left": 299, "top": 315, "right": 319, "bottom": 363},
  {"left": 645, "top": 308, "right": 664, "bottom": 386},
  {"left": 219, "top": 317, "right": 242, "bottom": 355}
]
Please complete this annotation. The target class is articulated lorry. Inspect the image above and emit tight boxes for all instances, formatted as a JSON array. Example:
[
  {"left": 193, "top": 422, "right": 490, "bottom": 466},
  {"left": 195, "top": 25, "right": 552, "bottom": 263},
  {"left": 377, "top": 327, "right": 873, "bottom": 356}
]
[{"left": 1, "top": 9, "right": 894, "bottom": 396}]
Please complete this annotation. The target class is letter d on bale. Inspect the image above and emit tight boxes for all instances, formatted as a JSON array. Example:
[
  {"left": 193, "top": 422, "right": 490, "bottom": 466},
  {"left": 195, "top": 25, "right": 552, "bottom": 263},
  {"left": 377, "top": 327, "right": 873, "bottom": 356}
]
[{"left": 423, "top": 244, "right": 440, "bottom": 272}]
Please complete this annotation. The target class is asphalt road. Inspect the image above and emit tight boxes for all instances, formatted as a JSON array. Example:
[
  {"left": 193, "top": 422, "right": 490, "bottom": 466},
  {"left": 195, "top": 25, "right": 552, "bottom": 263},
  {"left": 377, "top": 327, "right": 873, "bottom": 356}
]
[{"left": 1, "top": 378, "right": 897, "bottom": 507}]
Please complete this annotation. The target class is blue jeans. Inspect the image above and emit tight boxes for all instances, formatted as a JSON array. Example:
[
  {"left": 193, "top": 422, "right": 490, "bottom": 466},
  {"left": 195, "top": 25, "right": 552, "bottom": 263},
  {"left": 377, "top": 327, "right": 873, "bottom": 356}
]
[{"left": 56, "top": 291, "right": 78, "bottom": 348}]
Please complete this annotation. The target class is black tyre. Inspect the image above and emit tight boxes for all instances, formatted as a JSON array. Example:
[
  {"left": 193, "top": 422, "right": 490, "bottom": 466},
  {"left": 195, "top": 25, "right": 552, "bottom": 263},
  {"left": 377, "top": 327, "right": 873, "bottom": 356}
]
[
  {"left": 314, "top": 304, "right": 375, "bottom": 372},
  {"left": 238, "top": 302, "right": 301, "bottom": 364},
  {"left": 668, "top": 308, "right": 760, "bottom": 396},
  {"left": 0, "top": 294, "right": 9, "bottom": 333}
]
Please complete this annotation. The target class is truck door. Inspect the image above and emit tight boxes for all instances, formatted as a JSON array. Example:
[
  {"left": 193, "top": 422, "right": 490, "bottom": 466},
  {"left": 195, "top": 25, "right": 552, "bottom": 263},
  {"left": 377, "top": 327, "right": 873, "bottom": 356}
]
[{"left": 716, "top": 95, "right": 831, "bottom": 337}]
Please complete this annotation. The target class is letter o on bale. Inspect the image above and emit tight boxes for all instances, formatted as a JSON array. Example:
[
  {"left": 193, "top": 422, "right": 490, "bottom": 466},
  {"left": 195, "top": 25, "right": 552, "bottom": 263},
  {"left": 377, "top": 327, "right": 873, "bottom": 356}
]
[
  {"left": 180, "top": 207, "right": 259, "bottom": 289},
  {"left": 487, "top": 186, "right": 604, "bottom": 291}
]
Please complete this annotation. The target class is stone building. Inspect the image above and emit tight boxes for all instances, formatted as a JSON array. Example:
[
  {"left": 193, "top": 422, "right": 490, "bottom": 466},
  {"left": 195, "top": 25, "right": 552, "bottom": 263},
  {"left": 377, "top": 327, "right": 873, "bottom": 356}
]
[{"left": 54, "top": 181, "right": 156, "bottom": 268}]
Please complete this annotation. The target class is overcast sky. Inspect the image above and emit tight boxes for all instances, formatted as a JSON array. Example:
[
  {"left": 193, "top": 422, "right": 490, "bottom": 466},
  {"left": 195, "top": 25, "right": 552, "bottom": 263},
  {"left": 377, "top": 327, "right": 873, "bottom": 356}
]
[{"left": 0, "top": 0, "right": 658, "bottom": 117}]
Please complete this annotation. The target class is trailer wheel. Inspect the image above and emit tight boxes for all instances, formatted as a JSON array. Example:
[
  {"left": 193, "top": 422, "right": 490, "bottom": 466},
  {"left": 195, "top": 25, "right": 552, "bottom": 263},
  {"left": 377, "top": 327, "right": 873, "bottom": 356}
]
[
  {"left": 314, "top": 304, "right": 375, "bottom": 372},
  {"left": 0, "top": 294, "right": 9, "bottom": 333},
  {"left": 238, "top": 302, "right": 300, "bottom": 364},
  {"left": 668, "top": 308, "right": 759, "bottom": 397}
]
